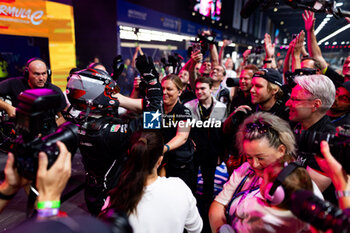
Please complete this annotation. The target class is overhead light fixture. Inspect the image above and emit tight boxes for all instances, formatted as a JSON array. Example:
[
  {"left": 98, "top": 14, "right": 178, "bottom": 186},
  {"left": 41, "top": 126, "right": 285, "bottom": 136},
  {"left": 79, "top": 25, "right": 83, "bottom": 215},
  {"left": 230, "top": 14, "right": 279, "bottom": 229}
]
[
  {"left": 280, "top": 21, "right": 284, "bottom": 25},
  {"left": 325, "top": 41, "right": 329, "bottom": 45},
  {"left": 273, "top": 8, "right": 278, "bottom": 12},
  {"left": 248, "top": 46, "right": 253, "bottom": 50},
  {"left": 318, "top": 24, "right": 350, "bottom": 45},
  {"left": 341, "top": 41, "right": 345, "bottom": 45},
  {"left": 202, "top": 16, "right": 205, "bottom": 20},
  {"left": 333, "top": 41, "right": 337, "bottom": 45}
]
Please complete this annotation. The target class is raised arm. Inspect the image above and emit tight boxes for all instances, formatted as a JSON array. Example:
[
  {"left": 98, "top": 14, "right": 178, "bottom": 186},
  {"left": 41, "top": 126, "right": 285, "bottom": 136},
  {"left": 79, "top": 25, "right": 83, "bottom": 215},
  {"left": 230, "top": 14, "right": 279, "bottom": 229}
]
[
  {"left": 210, "top": 43, "right": 219, "bottom": 68},
  {"left": 302, "top": 10, "right": 328, "bottom": 70},
  {"left": 263, "top": 33, "right": 276, "bottom": 69},
  {"left": 219, "top": 40, "right": 231, "bottom": 65},
  {"left": 292, "top": 31, "right": 305, "bottom": 72}
]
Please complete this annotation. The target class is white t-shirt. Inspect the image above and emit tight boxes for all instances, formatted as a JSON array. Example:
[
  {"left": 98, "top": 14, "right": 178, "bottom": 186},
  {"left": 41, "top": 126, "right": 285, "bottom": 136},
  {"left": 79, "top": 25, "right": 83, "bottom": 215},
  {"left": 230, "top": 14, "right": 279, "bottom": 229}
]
[
  {"left": 128, "top": 177, "right": 202, "bottom": 233},
  {"left": 215, "top": 162, "right": 323, "bottom": 232}
]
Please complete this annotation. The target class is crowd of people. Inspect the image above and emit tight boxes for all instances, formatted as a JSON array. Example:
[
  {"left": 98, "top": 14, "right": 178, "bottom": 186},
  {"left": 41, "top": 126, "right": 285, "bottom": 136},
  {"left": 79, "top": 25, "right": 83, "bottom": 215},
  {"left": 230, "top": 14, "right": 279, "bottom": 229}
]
[{"left": 0, "top": 9, "right": 350, "bottom": 233}]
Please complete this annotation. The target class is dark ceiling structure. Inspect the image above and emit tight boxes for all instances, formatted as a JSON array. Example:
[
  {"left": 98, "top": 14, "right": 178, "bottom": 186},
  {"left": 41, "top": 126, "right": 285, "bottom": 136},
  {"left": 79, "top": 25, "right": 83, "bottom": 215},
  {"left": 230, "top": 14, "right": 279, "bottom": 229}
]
[{"left": 263, "top": 0, "right": 350, "bottom": 47}]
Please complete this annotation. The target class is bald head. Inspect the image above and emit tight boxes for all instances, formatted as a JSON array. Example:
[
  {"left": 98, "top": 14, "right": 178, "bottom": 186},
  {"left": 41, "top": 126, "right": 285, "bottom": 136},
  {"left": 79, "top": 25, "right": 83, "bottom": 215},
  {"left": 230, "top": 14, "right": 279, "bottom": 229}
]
[{"left": 27, "top": 60, "right": 48, "bottom": 88}]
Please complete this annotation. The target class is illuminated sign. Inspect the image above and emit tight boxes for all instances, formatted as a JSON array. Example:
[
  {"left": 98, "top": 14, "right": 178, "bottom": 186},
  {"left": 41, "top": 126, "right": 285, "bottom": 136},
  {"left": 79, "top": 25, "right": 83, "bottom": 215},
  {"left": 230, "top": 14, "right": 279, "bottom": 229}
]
[
  {"left": 0, "top": 0, "right": 76, "bottom": 90},
  {"left": 0, "top": 4, "right": 44, "bottom": 25}
]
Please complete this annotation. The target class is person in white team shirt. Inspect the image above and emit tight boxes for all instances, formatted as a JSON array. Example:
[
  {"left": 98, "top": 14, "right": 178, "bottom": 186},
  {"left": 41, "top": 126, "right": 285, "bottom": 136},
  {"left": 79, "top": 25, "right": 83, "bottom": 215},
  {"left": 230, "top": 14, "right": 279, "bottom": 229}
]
[{"left": 101, "top": 130, "right": 202, "bottom": 233}]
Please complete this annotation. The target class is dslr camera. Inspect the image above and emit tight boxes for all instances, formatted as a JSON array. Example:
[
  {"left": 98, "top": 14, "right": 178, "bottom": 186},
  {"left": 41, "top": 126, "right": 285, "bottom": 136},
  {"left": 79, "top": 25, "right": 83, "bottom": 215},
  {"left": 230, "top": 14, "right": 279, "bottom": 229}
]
[
  {"left": 10, "top": 89, "right": 79, "bottom": 180},
  {"left": 291, "top": 190, "right": 350, "bottom": 233},
  {"left": 295, "top": 127, "right": 350, "bottom": 173},
  {"left": 192, "top": 31, "right": 217, "bottom": 55}
]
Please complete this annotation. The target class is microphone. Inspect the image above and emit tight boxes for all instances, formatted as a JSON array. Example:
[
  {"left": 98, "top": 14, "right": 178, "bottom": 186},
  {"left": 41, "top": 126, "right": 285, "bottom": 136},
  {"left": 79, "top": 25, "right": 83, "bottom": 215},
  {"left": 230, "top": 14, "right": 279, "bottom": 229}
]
[{"left": 240, "top": 0, "right": 261, "bottom": 18}]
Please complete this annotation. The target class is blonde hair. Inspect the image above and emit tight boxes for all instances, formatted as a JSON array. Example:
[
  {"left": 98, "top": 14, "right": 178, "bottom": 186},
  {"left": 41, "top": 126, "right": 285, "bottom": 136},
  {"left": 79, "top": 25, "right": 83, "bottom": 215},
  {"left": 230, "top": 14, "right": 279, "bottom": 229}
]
[
  {"left": 236, "top": 112, "right": 296, "bottom": 159},
  {"left": 161, "top": 74, "right": 183, "bottom": 91}
]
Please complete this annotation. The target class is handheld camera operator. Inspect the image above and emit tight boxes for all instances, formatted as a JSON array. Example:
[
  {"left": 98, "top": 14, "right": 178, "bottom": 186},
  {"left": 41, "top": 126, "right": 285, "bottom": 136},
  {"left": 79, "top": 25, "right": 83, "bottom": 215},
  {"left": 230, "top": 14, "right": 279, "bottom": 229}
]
[
  {"left": 66, "top": 55, "right": 162, "bottom": 216},
  {"left": 0, "top": 58, "right": 67, "bottom": 131}
]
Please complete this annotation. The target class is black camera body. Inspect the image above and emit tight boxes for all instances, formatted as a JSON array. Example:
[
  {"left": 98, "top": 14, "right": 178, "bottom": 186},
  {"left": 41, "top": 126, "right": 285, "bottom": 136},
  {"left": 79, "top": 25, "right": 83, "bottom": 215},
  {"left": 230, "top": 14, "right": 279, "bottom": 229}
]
[
  {"left": 226, "top": 78, "right": 240, "bottom": 87},
  {"left": 295, "top": 128, "right": 350, "bottom": 173},
  {"left": 195, "top": 31, "right": 216, "bottom": 55},
  {"left": 11, "top": 89, "right": 79, "bottom": 180},
  {"left": 291, "top": 190, "right": 350, "bottom": 233}
]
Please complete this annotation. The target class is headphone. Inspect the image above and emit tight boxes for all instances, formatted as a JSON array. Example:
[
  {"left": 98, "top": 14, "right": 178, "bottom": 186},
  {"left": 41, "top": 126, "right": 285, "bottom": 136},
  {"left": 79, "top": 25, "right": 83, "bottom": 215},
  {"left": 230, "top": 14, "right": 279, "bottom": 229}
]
[
  {"left": 23, "top": 57, "right": 52, "bottom": 81},
  {"left": 263, "top": 161, "right": 301, "bottom": 205}
]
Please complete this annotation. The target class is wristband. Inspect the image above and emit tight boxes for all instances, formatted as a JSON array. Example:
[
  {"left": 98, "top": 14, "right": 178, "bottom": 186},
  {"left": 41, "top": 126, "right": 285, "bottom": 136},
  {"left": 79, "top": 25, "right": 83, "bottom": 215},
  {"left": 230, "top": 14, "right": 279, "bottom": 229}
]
[
  {"left": 335, "top": 190, "right": 350, "bottom": 199},
  {"left": 37, "top": 200, "right": 61, "bottom": 209},
  {"left": 0, "top": 191, "right": 16, "bottom": 200},
  {"left": 165, "top": 144, "right": 170, "bottom": 152},
  {"left": 37, "top": 208, "right": 59, "bottom": 218},
  {"left": 321, "top": 66, "right": 328, "bottom": 75},
  {"left": 263, "top": 60, "right": 272, "bottom": 64}
]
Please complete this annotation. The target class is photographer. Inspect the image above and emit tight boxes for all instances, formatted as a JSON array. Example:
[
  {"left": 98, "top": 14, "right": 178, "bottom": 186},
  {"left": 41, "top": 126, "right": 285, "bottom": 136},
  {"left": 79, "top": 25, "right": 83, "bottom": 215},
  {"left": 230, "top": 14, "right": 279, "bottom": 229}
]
[
  {"left": 66, "top": 55, "right": 163, "bottom": 216},
  {"left": 0, "top": 58, "right": 66, "bottom": 125},
  {"left": 0, "top": 141, "right": 71, "bottom": 215}
]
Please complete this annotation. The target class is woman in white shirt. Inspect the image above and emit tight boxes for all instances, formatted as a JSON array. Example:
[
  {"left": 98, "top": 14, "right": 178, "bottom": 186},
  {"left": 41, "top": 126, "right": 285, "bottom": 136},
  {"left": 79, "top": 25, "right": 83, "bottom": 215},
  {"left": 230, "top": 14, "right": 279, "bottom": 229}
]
[
  {"left": 101, "top": 130, "right": 202, "bottom": 233},
  {"left": 209, "top": 112, "right": 322, "bottom": 233}
]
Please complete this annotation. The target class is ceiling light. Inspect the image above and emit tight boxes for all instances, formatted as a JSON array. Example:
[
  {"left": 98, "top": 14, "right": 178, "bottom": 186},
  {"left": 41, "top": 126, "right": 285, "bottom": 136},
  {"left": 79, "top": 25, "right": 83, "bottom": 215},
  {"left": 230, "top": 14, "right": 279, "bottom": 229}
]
[
  {"left": 341, "top": 41, "right": 345, "bottom": 45},
  {"left": 325, "top": 41, "right": 329, "bottom": 45},
  {"left": 273, "top": 8, "right": 278, "bottom": 12},
  {"left": 318, "top": 24, "right": 350, "bottom": 45},
  {"left": 248, "top": 46, "right": 253, "bottom": 50},
  {"left": 202, "top": 16, "right": 205, "bottom": 20},
  {"left": 333, "top": 41, "right": 337, "bottom": 45},
  {"left": 192, "top": 12, "right": 196, "bottom": 16},
  {"left": 280, "top": 21, "right": 284, "bottom": 25}
]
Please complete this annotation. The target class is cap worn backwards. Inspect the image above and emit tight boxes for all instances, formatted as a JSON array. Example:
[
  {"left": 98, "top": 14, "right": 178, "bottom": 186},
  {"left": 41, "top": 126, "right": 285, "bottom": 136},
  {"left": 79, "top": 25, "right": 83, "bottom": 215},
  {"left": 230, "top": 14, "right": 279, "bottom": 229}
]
[{"left": 254, "top": 68, "right": 283, "bottom": 87}]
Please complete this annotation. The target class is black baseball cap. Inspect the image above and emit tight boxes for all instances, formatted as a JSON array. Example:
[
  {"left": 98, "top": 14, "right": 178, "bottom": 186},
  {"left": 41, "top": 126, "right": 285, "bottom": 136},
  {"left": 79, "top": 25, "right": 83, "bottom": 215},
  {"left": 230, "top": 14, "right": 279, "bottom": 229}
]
[
  {"left": 342, "top": 81, "right": 350, "bottom": 94},
  {"left": 253, "top": 68, "right": 283, "bottom": 87}
]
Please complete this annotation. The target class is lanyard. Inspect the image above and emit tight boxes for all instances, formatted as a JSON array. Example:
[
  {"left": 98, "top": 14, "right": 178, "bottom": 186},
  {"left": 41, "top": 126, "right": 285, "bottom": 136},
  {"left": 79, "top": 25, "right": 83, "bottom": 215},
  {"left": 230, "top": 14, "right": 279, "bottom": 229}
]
[{"left": 226, "top": 171, "right": 260, "bottom": 225}]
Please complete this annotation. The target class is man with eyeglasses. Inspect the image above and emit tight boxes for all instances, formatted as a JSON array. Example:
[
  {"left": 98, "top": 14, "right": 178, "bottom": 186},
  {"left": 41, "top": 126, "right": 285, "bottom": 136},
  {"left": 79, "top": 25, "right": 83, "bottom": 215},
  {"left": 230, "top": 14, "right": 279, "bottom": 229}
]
[
  {"left": 327, "top": 81, "right": 350, "bottom": 127},
  {"left": 0, "top": 58, "right": 66, "bottom": 121},
  {"left": 210, "top": 65, "right": 230, "bottom": 106},
  {"left": 286, "top": 74, "right": 338, "bottom": 204}
]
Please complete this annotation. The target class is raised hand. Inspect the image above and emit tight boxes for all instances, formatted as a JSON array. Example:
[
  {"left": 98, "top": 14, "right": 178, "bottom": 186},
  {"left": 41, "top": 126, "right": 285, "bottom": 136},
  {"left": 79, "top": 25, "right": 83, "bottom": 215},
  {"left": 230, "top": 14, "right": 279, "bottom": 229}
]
[
  {"left": 264, "top": 33, "right": 275, "bottom": 59},
  {"left": 302, "top": 10, "right": 315, "bottom": 32},
  {"left": 136, "top": 55, "right": 159, "bottom": 83}
]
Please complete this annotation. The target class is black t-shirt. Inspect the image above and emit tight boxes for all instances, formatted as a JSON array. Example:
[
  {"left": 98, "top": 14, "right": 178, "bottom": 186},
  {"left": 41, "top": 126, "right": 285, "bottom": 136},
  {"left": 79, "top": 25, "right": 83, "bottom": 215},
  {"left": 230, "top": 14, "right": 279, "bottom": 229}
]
[
  {"left": 162, "top": 101, "right": 193, "bottom": 164},
  {"left": 0, "top": 76, "right": 67, "bottom": 112},
  {"left": 325, "top": 66, "right": 344, "bottom": 88},
  {"left": 294, "top": 115, "right": 336, "bottom": 170},
  {"left": 228, "top": 90, "right": 252, "bottom": 114},
  {"left": 180, "top": 86, "right": 196, "bottom": 104},
  {"left": 329, "top": 112, "right": 350, "bottom": 127}
]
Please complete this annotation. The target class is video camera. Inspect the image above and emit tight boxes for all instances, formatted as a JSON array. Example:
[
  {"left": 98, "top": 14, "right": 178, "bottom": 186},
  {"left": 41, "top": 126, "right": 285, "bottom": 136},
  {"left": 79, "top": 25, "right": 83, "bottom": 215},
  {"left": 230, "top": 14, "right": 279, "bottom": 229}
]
[
  {"left": 294, "top": 127, "right": 350, "bottom": 173},
  {"left": 160, "top": 53, "right": 184, "bottom": 74},
  {"left": 291, "top": 190, "right": 350, "bottom": 233},
  {"left": 190, "top": 31, "right": 217, "bottom": 56},
  {"left": 241, "top": 0, "right": 350, "bottom": 19},
  {"left": 226, "top": 78, "right": 240, "bottom": 87},
  {"left": 10, "top": 89, "right": 79, "bottom": 180}
]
